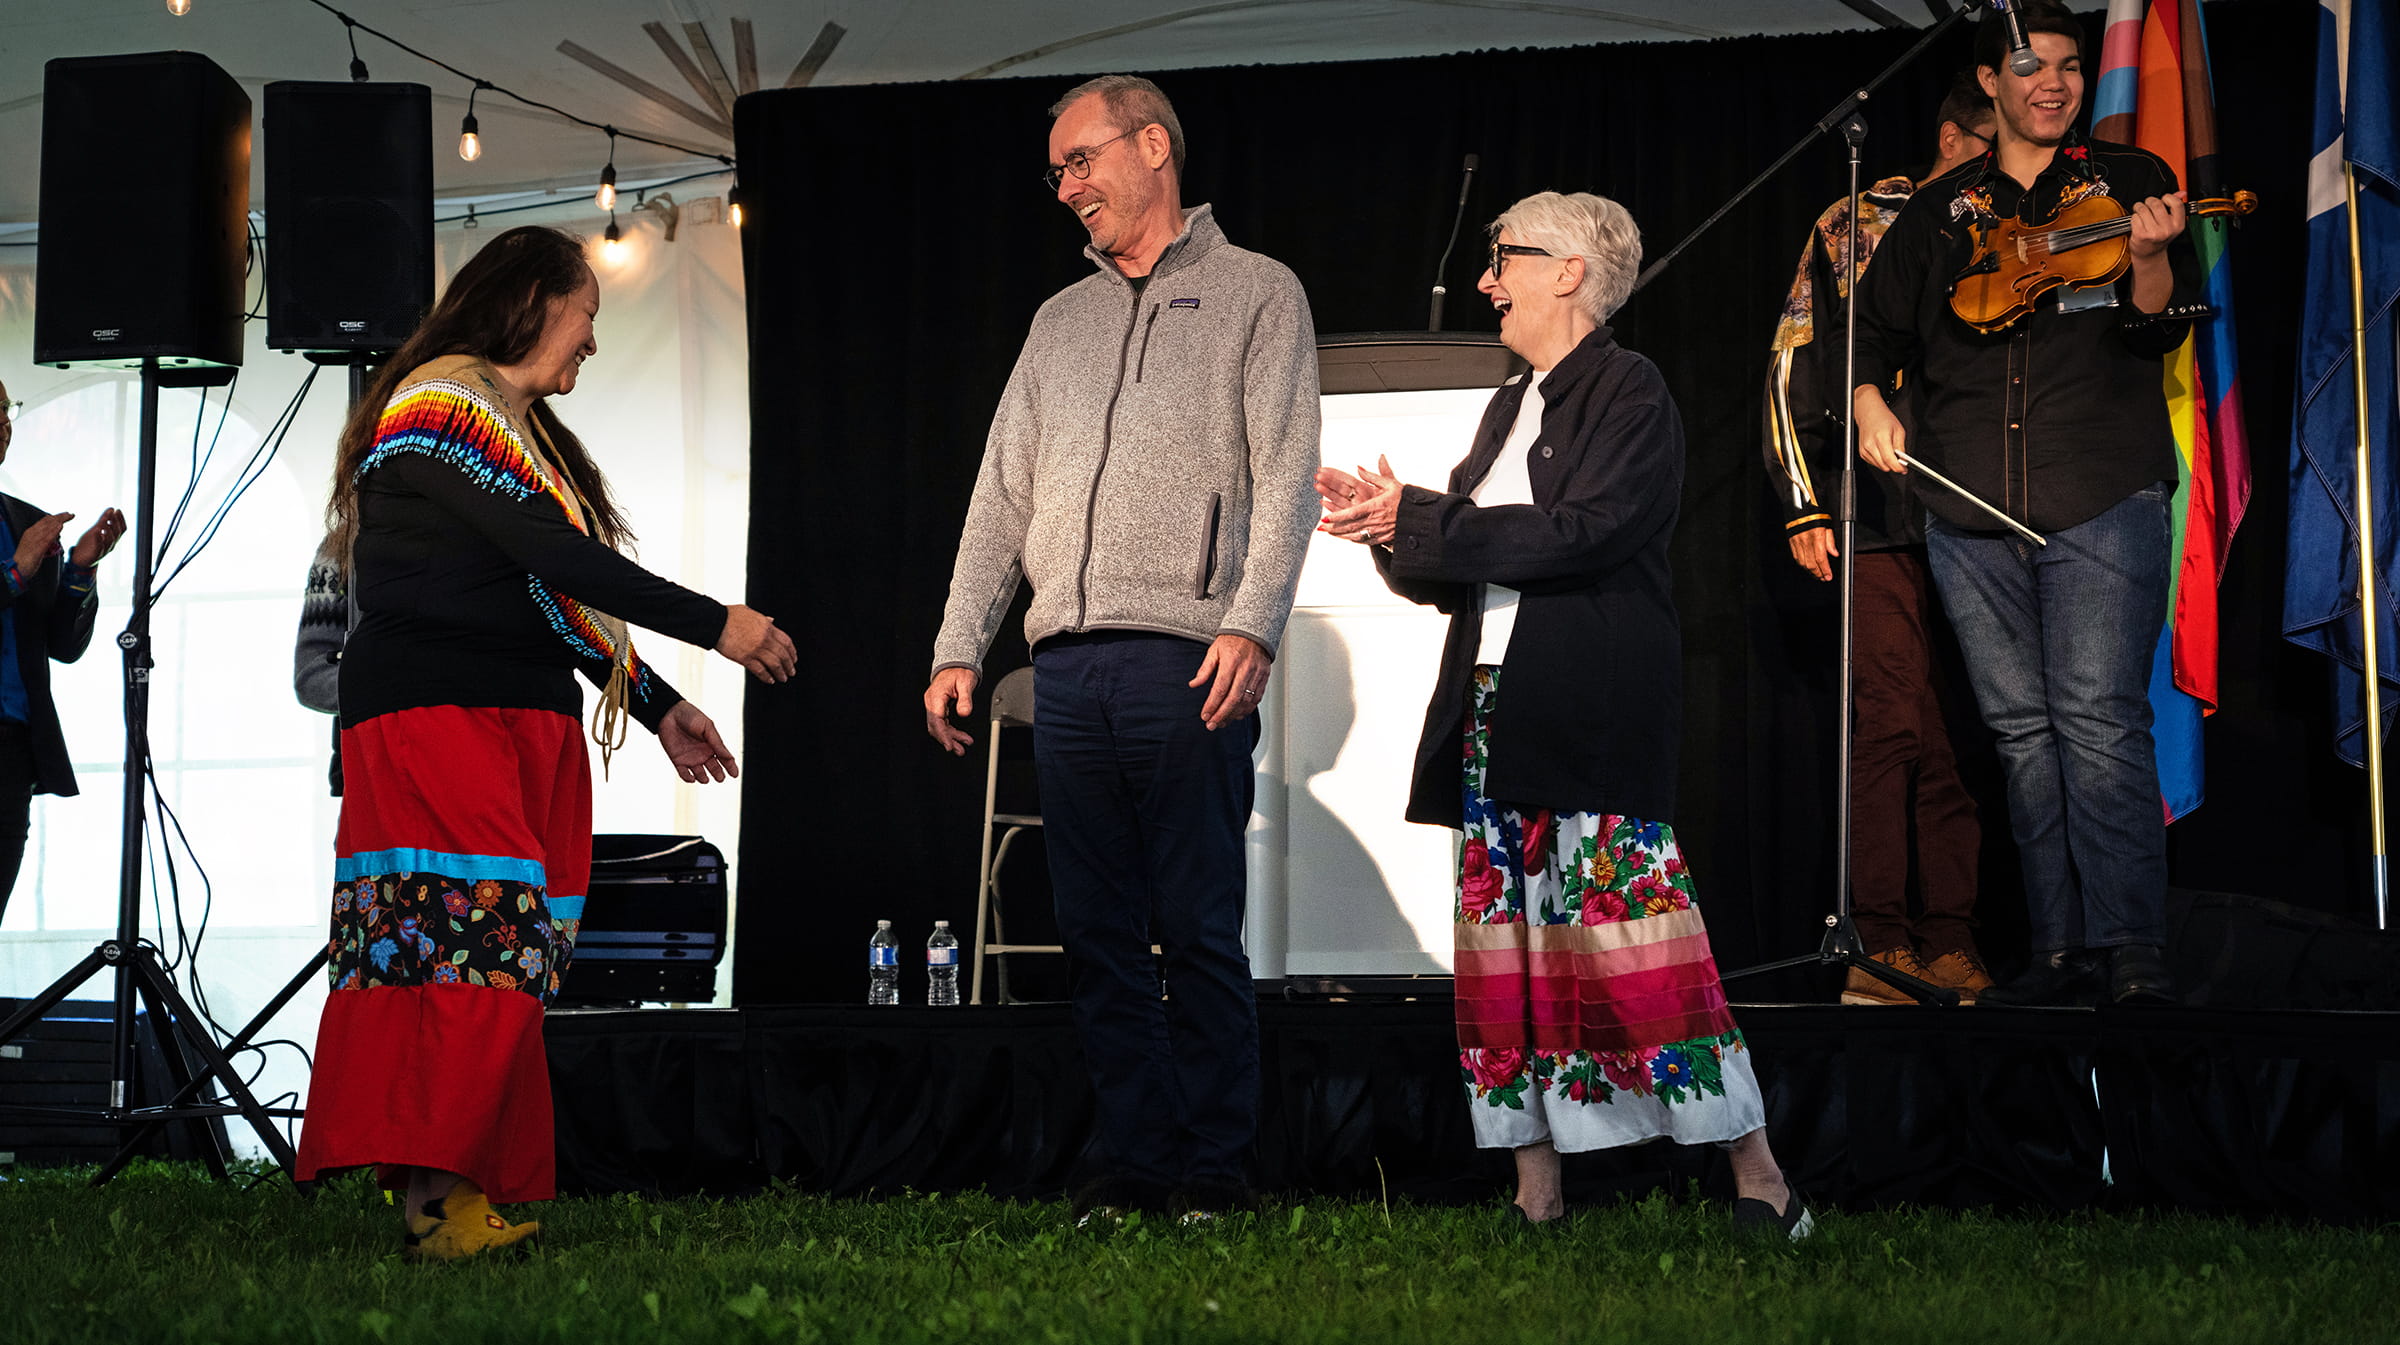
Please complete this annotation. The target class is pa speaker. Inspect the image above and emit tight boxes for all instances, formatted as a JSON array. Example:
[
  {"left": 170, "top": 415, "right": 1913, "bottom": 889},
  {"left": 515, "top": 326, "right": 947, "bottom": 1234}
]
[
  {"left": 264, "top": 81, "right": 433, "bottom": 356},
  {"left": 34, "top": 52, "right": 251, "bottom": 371}
]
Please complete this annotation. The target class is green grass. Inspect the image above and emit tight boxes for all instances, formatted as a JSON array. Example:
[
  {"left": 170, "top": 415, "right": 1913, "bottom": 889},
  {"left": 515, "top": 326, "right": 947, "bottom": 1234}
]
[{"left": 1, "top": 1161, "right": 2394, "bottom": 1344}]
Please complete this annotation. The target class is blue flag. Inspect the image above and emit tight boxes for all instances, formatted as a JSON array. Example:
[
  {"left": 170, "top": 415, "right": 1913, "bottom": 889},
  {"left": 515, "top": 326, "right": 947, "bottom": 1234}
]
[{"left": 2285, "top": 0, "right": 2400, "bottom": 767}]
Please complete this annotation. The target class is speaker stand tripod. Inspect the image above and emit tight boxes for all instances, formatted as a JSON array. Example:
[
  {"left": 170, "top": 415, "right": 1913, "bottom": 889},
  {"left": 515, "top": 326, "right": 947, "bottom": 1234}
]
[
  {"left": 0, "top": 360, "right": 304, "bottom": 1180},
  {"left": 85, "top": 352, "right": 390, "bottom": 1182}
]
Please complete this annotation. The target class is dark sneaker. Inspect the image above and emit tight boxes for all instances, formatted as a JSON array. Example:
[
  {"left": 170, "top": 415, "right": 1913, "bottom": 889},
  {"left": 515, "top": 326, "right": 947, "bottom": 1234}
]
[
  {"left": 1731, "top": 1184, "right": 1814, "bottom": 1242},
  {"left": 1070, "top": 1176, "right": 1168, "bottom": 1230},
  {"left": 1170, "top": 1180, "right": 1263, "bottom": 1227}
]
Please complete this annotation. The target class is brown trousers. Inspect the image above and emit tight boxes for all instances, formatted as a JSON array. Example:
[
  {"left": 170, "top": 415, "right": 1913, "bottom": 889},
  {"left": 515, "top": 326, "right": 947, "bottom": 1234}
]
[{"left": 1849, "top": 550, "right": 1982, "bottom": 956}]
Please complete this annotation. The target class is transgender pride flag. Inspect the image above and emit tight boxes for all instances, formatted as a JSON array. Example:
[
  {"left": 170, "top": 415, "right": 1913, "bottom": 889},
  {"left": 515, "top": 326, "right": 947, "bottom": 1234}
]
[{"left": 2092, "top": 0, "right": 2251, "bottom": 822}]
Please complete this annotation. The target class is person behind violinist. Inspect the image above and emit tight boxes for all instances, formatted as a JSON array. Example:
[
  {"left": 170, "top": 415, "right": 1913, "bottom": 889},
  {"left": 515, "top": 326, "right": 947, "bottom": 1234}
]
[
  {"left": 1765, "top": 71, "right": 1995, "bottom": 1006},
  {"left": 1848, "top": 0, "right": 2202, "bottom": 1007}
]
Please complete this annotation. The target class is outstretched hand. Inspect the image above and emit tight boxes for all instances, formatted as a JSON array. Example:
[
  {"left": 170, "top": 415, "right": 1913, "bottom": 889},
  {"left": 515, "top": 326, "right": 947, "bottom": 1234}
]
[
  {"left": 659, "top": 700, "right": 738, "bottom": 783},
  {"left": 716, "top": 604, "right": 797, "bottom": 683}
]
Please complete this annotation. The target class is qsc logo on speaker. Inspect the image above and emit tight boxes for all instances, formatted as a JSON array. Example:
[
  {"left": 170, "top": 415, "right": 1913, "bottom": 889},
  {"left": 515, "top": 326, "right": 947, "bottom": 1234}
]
[
  {"left": 89, "top": 329, "right": 120, "bottom": 342},
  {"left": 339, "top": 320, "right": 368, "bottom": 333}
]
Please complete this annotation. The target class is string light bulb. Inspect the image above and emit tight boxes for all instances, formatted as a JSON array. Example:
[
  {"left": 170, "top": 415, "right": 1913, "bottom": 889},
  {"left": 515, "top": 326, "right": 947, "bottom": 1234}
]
[
  {"left": 344, "top": 15, "right": 369, "bottom": 82},
  {"left": 458, "top": 83, "right": 484, "bottom": 162},
  {"left": 595, "top": 130, "right": 618, "bottom": 211},
  {"left": 166, "top": 0, "right": 192, "bottom": 15},
  {"left": 602, "top": 215, "right": 624, "bottom": 263},
  {"left": 726, "top": 185, "right": 744, "bottom": 229}
]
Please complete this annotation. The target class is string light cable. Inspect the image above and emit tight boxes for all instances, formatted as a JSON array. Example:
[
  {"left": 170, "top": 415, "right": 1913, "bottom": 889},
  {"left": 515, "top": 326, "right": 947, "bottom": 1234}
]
[
  {"left": 299, "top": 1, "right": 734, "bottom": 168},
  {"left": 430, "top": 165, "right": 735, "bottom": 229}
]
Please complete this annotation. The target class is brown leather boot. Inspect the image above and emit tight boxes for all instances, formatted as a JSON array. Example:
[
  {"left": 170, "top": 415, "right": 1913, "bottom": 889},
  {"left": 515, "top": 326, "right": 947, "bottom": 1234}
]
[
  {"left": 1921, "top": 949, "right": 1996, "bottom": 1005},
  {"left": 1840, "top": 947, "right": 1932, "bottom": 1005}
]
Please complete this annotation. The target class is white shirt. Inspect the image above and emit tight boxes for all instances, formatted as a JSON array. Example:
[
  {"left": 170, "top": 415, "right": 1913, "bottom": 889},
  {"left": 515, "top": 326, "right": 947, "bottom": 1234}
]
[{"left": 1470, "top": 370, "right": 1548, "bottom": 665}]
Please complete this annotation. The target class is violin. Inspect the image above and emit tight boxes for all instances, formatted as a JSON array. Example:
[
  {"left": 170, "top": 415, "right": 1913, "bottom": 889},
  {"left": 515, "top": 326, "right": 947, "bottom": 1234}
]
[{"left": 1948, "top": 190, "right": 2257, "bottom": 333}]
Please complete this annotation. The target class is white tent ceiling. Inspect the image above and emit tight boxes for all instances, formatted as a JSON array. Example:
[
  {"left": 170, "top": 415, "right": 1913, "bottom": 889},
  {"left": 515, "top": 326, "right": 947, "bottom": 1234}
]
[{"left": 0, "top": 0, "right": 1945, "bottom": 226}]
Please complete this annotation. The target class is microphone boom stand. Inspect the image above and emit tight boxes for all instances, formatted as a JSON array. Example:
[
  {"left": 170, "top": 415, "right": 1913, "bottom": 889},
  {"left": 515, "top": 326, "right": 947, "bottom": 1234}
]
[
  {"left": 1717, "top": 114, "right": 1954, "bottom": 1006},
  {"left": 1630, "top": 0, "right": 2024, "bottom": 1005}
]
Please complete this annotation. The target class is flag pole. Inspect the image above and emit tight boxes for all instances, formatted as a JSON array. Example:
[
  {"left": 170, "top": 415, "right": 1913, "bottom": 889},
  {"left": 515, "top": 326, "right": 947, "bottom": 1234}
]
[{"left": 2345, "top": 160, "right": 2389, "bottom": 930}]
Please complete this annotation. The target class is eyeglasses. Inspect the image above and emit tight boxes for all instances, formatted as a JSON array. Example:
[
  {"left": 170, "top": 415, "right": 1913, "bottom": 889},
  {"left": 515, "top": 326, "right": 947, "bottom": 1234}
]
[
  {"left": 1041, "top": 127, "right": 1137, "bottom": 192},
  {"left": 1488, "top": 242, "right": 1555, "bottom": 275},
  {"left": 0, "top": 399, "right": 22, "bottom": 425}
]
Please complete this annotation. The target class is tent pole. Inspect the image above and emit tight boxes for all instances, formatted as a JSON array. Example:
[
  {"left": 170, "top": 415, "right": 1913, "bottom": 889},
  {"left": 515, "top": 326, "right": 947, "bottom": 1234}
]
[{"left": 2346, "top": 161, "right": 2389, "bottom": 930}]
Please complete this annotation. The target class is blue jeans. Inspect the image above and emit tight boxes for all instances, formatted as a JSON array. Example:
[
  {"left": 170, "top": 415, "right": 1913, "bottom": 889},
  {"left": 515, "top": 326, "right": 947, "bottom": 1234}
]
[
  {"left": 1923, "top": 485, "right": 2171, "bottom": 953},
  {"left": 1031, "top": 631, "right": 1260, "bottom": 1188}
]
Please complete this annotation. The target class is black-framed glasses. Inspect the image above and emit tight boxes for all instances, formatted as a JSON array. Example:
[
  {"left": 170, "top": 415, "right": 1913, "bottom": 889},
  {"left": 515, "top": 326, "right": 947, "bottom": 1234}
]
[
  {"left": 1489, "top": 241, "right": 1555, "bottom": 275},
  {"left": 1042, "top": 127, "right": 1137, "bottom": 192}
]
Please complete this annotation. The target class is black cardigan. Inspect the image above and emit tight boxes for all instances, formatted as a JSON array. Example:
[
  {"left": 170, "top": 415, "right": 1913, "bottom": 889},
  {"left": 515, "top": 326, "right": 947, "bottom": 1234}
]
[
  {"left": 1376, "top": 327, "right": 1685, "bottom": 827},
  {"left": 0, "top": 493, "right": 100, "bottom": 797},
  {"left": 339, "top": 361, "right": 727, "bottom": 733}
]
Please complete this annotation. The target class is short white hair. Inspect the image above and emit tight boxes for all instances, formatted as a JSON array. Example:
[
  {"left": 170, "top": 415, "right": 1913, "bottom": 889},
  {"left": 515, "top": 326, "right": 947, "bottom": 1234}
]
[{"left": 1490, "top": 191, "right": 1642, "bottom": 324}]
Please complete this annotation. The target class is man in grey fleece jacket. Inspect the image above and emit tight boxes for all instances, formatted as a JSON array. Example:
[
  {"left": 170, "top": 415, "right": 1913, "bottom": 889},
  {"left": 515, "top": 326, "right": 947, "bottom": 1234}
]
[{"left": 924, "top": 75, "right": 1320, "bottom": 1221}]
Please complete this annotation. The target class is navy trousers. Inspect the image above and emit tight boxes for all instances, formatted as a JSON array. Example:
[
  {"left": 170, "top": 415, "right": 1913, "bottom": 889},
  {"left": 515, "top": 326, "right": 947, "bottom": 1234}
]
[{"left": 1031, "top": 631, "right": 1260, "bottom": 1189}]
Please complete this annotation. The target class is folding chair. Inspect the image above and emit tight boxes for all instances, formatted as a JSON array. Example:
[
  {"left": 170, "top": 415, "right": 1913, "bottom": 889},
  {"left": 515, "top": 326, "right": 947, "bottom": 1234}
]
[{"left": 970, "top": 666, "right": 1059, "bottom": 1004}]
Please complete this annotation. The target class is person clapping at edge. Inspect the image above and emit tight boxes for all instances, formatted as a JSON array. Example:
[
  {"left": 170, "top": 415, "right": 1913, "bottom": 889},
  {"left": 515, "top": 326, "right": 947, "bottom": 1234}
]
[{"left": 0, "top": 379, "right": 124, "bottom": 931}]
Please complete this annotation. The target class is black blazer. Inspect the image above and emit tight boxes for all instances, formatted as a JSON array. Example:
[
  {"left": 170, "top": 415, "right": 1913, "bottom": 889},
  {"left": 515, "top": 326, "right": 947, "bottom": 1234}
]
[
  {"left": 1376, "top": 328, "right": 1685, "bottom": 827},
  {"left": 0, "top": 493, "right": 100, "bottom": 797}
]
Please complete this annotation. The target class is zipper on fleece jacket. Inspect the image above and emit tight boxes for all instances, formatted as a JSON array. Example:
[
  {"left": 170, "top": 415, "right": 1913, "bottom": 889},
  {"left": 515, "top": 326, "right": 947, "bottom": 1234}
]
[
  {"left": 1134, "top": 304, "right": 1160, "bottom": 383},
  {"left": 1072, "top": 291, "right": 1147, "bottom": 630}
]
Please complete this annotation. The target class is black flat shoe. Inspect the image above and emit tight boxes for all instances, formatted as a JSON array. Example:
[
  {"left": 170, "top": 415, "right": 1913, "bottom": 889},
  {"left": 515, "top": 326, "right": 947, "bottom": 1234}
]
[
  {"left": 1731, "top": 1184, "right": 1814, "bottom": 1242},
  {"left": 1980, "top": 948, "right": 2105, "bottom": 1007},
  {"left": 2107, "top": 944, "right": 2178, "bottom": 1005}
]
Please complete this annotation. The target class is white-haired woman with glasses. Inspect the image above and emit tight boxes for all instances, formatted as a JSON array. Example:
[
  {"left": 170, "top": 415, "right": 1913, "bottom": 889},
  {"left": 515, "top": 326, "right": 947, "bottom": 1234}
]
[{"left": 1317, "top": 191, "right": 1807, "bottom": 1238}]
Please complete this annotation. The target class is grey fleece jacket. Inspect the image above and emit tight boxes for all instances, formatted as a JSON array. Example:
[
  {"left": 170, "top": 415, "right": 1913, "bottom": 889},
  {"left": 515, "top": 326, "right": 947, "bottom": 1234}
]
[{"left": 932, "top": 204, "right": 1322, "bottom": 675}]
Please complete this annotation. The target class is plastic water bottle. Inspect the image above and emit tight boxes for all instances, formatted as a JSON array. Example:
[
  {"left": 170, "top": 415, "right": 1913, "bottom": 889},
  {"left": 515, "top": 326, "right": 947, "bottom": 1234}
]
[
  {"left": 927, "top": 920, "right": 960, "bottom": 1006},
  {"left": 867, "top": 920, "right": 899, "bottom": 1005}
]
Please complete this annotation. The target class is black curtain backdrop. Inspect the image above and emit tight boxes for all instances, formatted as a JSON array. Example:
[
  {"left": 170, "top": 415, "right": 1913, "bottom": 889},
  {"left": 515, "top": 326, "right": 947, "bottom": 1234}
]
[{"left": 731, "top": 3, "right": 2351, "bottom": 1006}]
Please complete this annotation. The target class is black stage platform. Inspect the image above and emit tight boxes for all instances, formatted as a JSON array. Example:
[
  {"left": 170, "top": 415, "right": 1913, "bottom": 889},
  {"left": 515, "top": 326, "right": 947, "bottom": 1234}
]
[{"left": 546, "top": 1000, "right": 2400, "bottom": 1223}]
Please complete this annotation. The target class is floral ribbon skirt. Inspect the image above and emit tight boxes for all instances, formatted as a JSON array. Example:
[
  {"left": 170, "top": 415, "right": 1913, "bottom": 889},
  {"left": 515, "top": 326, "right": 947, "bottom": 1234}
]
[{"left": 1454, "top": 666, "right": 1766, "bottom": 1152}]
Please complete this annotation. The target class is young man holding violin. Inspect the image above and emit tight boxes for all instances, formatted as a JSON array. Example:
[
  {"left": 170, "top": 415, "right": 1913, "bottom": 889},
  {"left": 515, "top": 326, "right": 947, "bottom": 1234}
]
[{"left": 1848, "top": 0, "right": 2202, "bottom": 1008}]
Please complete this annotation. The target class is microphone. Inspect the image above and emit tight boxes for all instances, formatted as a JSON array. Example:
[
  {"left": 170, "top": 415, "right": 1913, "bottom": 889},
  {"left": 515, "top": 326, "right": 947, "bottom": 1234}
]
[
  {"left": 1427, "top": 153, "right": 1479, "bottom": 332},
  {"left": 1991, "top": 0, "right": 2040, "bottom": 77}
]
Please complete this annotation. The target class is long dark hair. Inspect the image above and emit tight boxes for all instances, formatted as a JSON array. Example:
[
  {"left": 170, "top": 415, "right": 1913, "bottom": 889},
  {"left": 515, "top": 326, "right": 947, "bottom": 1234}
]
[{"left": 327, "top": 225, "right": 630, "bottom": 561}]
